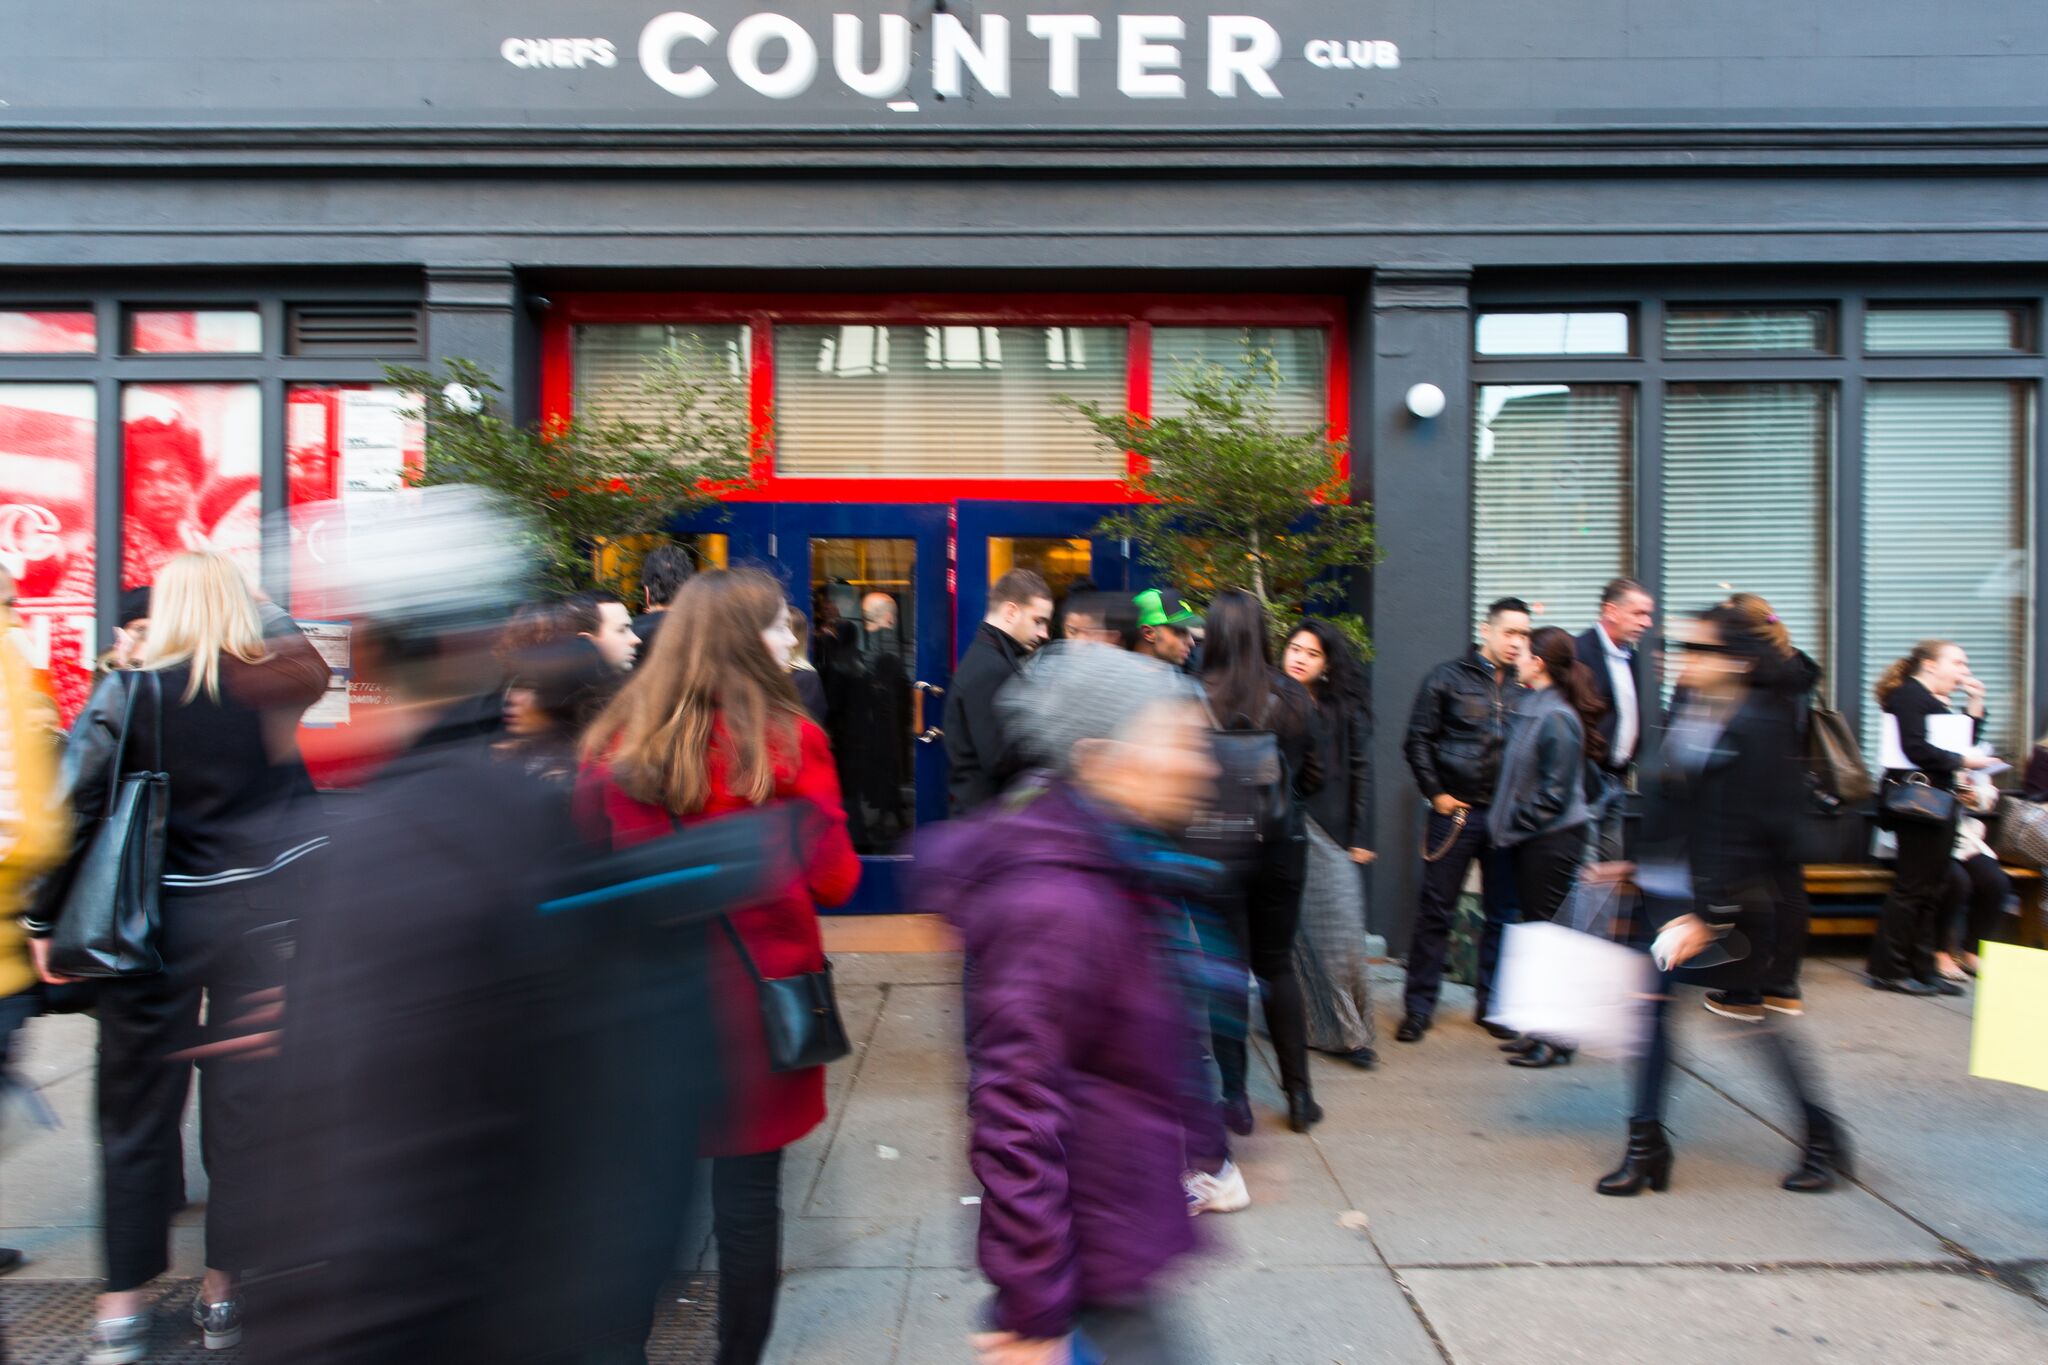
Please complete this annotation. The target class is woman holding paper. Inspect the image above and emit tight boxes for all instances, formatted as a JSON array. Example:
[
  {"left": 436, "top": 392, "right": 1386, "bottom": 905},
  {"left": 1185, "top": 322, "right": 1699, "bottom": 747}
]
[
  {"left": 1488, "top": 625, "right": 1606, "bottom": 1069},
  {"left": 1595, "top": 605, "right": 1847, "bottom": 1197},
  {"left": 1868, "top": 640, "right": 1993, "bottom": 996}
]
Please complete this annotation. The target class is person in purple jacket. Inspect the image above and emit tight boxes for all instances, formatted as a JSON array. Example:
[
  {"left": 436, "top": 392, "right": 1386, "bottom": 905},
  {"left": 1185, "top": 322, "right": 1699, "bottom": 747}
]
[{"left": 917, "top": 644, "right": 1222, "bottom": 1365}]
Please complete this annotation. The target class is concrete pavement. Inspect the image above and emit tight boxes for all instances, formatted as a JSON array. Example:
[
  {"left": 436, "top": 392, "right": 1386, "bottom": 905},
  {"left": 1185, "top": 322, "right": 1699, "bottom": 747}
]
[{"left": 4, "top": 951, "right": 2045, "bottom": 1363}]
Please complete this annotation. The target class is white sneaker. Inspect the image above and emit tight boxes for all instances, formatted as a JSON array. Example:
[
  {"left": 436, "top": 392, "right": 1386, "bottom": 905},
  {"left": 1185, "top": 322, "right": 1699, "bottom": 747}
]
[{"left": 1184, "top": 1161, "right": 1251, "bottom": 1216}]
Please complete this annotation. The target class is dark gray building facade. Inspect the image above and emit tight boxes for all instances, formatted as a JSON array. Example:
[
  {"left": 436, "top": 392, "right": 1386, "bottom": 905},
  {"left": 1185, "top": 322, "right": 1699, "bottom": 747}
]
[{"left": 4, "top": 2, "right": 2043, "bottom": 928}]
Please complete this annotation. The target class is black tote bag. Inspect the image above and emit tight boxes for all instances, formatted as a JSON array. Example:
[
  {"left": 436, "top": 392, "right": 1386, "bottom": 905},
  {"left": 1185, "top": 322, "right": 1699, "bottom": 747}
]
[{"left": 48, "top": 671, "right": 170, "bottom": 979}]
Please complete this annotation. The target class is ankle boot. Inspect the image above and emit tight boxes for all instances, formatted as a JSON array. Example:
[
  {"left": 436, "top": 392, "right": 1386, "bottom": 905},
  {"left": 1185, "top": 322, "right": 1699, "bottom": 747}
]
[
  {"left": 1286, "top": 1087, "right": 1323, "bottom": 1134},
  {"left": 1782, "top": 1105, "right": 1854, "bottom": 1192},
  {"left": 1595, "top": 1119, "right": 1673, "bottom": 1196}
]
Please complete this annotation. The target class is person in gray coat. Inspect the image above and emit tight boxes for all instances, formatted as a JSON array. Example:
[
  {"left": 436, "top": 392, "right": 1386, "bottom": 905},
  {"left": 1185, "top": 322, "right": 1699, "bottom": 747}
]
[{"left": 1487, "top": 625, "right": 1608, "bottom": 1068}]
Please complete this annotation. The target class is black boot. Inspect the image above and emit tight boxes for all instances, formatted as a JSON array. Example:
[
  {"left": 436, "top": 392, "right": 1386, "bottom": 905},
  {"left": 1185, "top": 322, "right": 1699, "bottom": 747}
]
[
  {"left": 1596, "top": 1119, "right": 1673, "bottom": 1196},
  {"left": 1506, "top": 1039, "right": 1574, "bottom": 1068},
  {"left": 1782, "top": 1106, "right": 1854, "bottom": 1192},
  {"left": 1286, "top": 1087, "right": 1324, "bottom": 1134}
]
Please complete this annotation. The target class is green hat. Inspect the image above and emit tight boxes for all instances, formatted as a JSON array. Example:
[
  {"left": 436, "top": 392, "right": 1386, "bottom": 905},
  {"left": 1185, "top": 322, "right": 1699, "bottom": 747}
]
[{"left": 1134, "top": 587, "right": 1201, "bottom": 629}]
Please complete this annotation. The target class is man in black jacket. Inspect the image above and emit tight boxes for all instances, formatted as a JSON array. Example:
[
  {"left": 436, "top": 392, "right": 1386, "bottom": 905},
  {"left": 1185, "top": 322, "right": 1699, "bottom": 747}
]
[
  {"left": 1396, "top": 597, "right": 1531, "bottom": 1042},
  {"left": 1575, "top": 577, "right": 1656, "bottom": 861},
  {"left": 943, "top": 569, "right": 1053, "bottom": 813}
]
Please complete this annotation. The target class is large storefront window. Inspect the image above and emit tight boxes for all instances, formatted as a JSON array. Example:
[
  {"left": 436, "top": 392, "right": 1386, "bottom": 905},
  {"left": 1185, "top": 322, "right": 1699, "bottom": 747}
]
[
  {"left": 0, "top": 382, "right": 97, "bottom": 719},
  {"left": 776, "top": 324, "right": 1126, "bottom": 479},
  {"left": 1662, "top": 383, "right": 1832, "bottom": 680},
  {"left": 1152, "top": 326, "right": 1329, "bottom": 432},
  {"left": 1861, "top": 382, "right": 2032, "bottom": 759},
  {"left": 1473, "top": 384, "right": 1633, "bottom": 629},
  {"left": 121, "top": 382, "right": 262, "bottom": 589},
  {"left": 573, "top": 323, "right": 751, "bottom": 425}
]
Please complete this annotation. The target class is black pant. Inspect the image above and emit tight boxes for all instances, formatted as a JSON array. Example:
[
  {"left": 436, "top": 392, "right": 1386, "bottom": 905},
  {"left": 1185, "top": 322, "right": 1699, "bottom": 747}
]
[
  {"left": 1509, "top": 825, "right": 1585, "bottom": 925},
  {"left": 1404, "top": 807, "right": 1520, "bottom": 1021},
  {"left": 711, "top": 1149, "right": 785, "bottom": 1365},
  {"left": 1947, "top": 854, "right": 2012, "bottom": 955},
  {"left": 1719, "top": 857, "right": 1812, "bottom": 1005},
  {"left": 1632, "top": 971, "right": 1820, "bottom": 1126},
  {"left": 96, "top": 883, "right": 278, "bottom": 1292},
  {"left": 1213, "top": 836, "right": 1311, "bottom": 1100},
  {"left": 1869, "top": 814, "right": 1955, "bottom": 983}
]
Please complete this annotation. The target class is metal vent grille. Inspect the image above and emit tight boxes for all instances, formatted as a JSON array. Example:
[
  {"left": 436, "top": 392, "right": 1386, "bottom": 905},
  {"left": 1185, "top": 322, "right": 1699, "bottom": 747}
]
[{"left": 286, "top": 305, "right": 424, "bottom": 357}]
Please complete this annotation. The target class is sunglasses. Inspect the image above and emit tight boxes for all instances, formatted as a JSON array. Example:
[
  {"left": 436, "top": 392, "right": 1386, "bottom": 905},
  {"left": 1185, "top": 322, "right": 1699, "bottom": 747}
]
[{"left": 1661, "top": 637, "right": 1738, "bottom": 655}]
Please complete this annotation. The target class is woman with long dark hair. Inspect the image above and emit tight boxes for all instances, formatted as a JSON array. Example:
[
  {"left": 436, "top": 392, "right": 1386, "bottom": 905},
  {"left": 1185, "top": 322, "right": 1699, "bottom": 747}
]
[
  {"left": 1281, "top": 617, "right": 1378, "bottom": 1067},
  {"left": 578, "top": 569, "right": 860, "bottom": 1365},
  {"left": 1487, "top": 624, "right": 1605, "bottom": 1069},
  {"left": 1198, "top": 589, "right": 1324, "bottom": 1133},
  {"left": 1868, "top": 639, "right": 1993, "bottom": 995},
  {"left": 1596, "top": 605, "right": 1847, "bottom": 1197},
  {"left": 28, "top": 551, "right": 329, "bottom": 1363}
]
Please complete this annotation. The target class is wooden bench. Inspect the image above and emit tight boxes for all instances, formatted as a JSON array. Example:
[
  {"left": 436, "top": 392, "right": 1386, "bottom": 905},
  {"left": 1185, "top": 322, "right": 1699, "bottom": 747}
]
[{"left": 1806, "top": 862, "right": 2046, "bottom": 948}]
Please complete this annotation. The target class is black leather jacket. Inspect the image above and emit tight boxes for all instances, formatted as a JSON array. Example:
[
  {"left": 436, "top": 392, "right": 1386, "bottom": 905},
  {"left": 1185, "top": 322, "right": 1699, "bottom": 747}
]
[{"left": 1403, "top": 647, "right": 1523, "bottom": 807}]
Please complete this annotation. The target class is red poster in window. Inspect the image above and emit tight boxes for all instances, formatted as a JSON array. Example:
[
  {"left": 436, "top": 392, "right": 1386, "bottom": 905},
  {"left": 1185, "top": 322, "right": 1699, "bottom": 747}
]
[
  {"left": 0, "top": 384, "right": 97, "bottom": 723},
  {"left": 121, "top": 383, "right": 261, "bottom": 591}
]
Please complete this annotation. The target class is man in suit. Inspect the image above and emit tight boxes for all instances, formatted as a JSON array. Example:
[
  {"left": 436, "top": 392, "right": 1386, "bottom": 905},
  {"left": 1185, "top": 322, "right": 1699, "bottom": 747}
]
[{"left": 1576, "top": 577, "right": 1656, "bottom": 862}]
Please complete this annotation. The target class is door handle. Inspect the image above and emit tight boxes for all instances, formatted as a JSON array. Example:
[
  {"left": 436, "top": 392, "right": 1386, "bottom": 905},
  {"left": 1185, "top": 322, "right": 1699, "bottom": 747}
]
[
  {"left": 911, "top": 680, "right": 944, "bottom": 736},
  {"left": 918, "top": 727, "right": 944, "bottom": 744}
]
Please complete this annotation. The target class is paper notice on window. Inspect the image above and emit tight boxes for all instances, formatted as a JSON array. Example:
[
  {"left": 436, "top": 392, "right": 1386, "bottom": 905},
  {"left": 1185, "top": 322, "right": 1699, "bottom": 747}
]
[
  {"left": 340, "top": 389, "right": 406, "bottom": 497},
  {"left": 296, "top": 619, "right": 352, "bottom": 726},
  {"left": 1879, "top": 713, "right": 1975, "bottom": 770}
]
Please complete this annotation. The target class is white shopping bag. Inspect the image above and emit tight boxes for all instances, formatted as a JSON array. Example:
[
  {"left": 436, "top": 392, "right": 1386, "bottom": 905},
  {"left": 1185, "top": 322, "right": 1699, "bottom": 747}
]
[{"left": 1488, "top": 920, "right": 1657, "bottom": 1058}]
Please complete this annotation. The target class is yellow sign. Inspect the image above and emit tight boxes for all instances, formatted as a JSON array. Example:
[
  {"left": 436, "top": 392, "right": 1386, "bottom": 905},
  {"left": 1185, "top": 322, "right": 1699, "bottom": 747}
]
[{"left": 1969, "top": 943, "right": 2048, "bottom": 1093}]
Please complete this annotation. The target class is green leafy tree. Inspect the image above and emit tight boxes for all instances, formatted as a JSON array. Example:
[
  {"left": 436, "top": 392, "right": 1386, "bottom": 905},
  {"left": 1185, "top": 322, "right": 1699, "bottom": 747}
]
[
  {"left": 1058, "top": 345, "right": 1376, "bottom": 651},
  {"left": 385, "top": 341, "right": 755, "bottom": 595}
]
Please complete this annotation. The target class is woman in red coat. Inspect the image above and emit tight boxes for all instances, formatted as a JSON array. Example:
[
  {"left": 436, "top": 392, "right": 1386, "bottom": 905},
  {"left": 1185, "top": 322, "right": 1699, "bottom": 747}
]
[{"left": 577, "top": 567, "right": 860, "bottom": 1365}]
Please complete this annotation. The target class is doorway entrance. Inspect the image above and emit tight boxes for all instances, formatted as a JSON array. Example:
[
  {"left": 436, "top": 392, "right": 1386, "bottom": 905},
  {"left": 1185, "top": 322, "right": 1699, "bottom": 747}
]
[{"left": 701, "top": 499, "right": 1132, "bottom": 911}]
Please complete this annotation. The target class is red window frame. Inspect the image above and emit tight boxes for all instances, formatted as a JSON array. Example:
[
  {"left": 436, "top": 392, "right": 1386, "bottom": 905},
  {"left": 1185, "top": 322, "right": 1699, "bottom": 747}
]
[{"left": 540, "top": 292, "right": 1350, "bottom": 504}]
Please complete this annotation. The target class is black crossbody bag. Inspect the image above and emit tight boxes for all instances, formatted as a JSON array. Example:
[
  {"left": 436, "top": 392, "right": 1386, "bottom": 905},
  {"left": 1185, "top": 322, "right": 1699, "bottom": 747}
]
[{"left": 717, "top": 915, "right": 851, "bottom": 1073}]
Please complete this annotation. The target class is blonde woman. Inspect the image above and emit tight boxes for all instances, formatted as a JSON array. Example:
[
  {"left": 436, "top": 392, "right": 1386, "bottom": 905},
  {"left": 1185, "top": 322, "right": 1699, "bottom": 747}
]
[{"left": 27, "top": 551, "right": 327, "bottom": 1364}]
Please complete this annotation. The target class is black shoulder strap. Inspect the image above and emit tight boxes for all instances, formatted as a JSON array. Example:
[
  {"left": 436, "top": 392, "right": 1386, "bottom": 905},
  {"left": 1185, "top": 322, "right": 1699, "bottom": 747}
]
[{"left": 102, "top": 670, "right": 140, "bottom": 810}]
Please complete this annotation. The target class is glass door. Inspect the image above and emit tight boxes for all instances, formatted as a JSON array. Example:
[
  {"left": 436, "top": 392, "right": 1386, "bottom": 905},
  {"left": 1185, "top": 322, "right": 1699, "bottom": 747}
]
[
  {"left": 954, "top": 501, "right": 1132, "bottom": 649},
  {"left": 766, "top": 503, "right": 950, "bottom": 913}
]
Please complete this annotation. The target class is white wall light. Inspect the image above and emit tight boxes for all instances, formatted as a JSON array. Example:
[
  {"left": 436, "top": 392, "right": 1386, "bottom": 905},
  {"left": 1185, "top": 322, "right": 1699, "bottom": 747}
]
[{"left": 1404, "top": 382, "right": 1447, "bottom": 420}]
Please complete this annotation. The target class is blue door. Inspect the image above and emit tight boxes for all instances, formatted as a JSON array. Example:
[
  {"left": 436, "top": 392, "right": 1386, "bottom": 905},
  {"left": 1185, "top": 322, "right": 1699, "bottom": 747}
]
[
  {"left": 953, "top": 501, "right": 1134, "bottom": 650},
  {"left": 757, "top": 503, "right": 951, "bottom": 914}
]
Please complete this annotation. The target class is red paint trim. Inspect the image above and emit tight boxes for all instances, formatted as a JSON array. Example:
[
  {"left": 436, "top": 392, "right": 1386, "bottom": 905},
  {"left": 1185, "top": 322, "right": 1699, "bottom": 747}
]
[
  {"left": 1326, "top": 314, "right": 1353, "bottom": 485},
  {"left": 537, "top": 291, "right": 1349, "bottom": 505},
  {"left": 539, "top": 312, "right": 574, "bottom": 430},
  {"left": 1126, "top": 320, "right": 1153, "bottom": 481}
]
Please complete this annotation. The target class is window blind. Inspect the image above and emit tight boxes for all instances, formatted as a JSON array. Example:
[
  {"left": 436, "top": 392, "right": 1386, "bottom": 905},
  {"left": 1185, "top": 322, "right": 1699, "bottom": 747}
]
[
  {"left": 1861, "top": 382, "right": 2032, "bottom": 760},
  {"left": 1865, "top": 307, "right": 2026, "bottom": 354},
  {"left": 774, "top": 325, "right": 1126, "bottom": 479},
  {"left": 1151, "top": 326, "right": 1329, "bottom": 434},
  {"left": 1662, "top": 384, "right": 1831, "bottom": 685},
  {"left": 1473, "top": 384, "right": 1633, "bottom": 631},
  {"left": 1665, "top": 308, "right": 1830, "bottom": 354},
  {"left": 573, "top": 323, "right": 750, "bottom": 427}
]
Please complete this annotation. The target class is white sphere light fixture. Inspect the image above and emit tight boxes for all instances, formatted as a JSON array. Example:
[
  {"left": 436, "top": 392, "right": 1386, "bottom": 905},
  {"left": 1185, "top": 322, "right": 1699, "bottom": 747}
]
[
  {"left": 441, "top": 382, "right": 485, "bottom": 415},
  {"left": 1405, "top": 382, "right": 1447, "bottom": 420}
]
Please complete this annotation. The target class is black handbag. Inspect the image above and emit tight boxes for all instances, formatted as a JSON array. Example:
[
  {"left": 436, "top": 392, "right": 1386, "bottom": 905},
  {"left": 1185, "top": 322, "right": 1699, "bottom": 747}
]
[
  {"left": 718, "top": 916, "right": 850, "bottom": 1073},
  {"left": 1880, "top": 771, "right": 1956, "bottom": 827},
  {"left": 48, "top": 671, "right": 169, "bottom": 979}
]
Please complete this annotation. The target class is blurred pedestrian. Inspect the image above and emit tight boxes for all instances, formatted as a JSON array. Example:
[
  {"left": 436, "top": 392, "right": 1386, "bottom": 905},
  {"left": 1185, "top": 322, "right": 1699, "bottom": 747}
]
[
  {"left": 1398, "top": 597, "right": 1530, "bottom": 1044},
  {"left": 1702, "top": 593, "right": 1821, "bottom": 1023},
  {"left": 27, "top": 551, "right": 328, "bottom": 1363},
  {"left": 496, "top": 631, "right": 620, "bottom": 790},
  {"left": 631, "top": 541, "right": 695, "bottom": 658},
  {"left": 579, "top": 568, "right": 860, "bottom": 1365},
  {"left": 1280, "top": 618, "right": 1379, "bottom": 1068},
  {"left": 1868, "top": 640, "right": 1994, "bottom": 996},
  {"left": 1062, "top": 591, "right": 1136, "bottom": 648},
  {"left": 1940, "top": 781, "right": 2009, "bottom": 980},
  {"left": 1488, "top": 625, "right": 1605, "bottom": 1069},
  {"left": 1198, "top": 589, "right": 1323, "bottom": 1134},
  {"left": 1574, "top": 578, "right": 1654, "bottom": 861},
  {"left": 918, "top": 644, "right": 1217, "bottom": 1365},
  {"left": 1595, "top": 605, "right": 1848, "bottom": 1197},
  {"left": 1, "top": 569, "right": 65, "bottom": 1278},
  {"left": 786, "top": 606, "right": 828, "bottom": 724},
  {"left": 945, "top": 569, "right": 1053, "bottom": 814}
]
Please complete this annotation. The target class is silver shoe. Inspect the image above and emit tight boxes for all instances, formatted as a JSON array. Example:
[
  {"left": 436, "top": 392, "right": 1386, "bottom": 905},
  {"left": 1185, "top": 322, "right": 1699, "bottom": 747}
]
[
  {"left": 85, "top": 1314, "right": 150, "bottom": 1365},
  {"left": 191, "top": 1293, "right": 243, "bottom": 1350}
]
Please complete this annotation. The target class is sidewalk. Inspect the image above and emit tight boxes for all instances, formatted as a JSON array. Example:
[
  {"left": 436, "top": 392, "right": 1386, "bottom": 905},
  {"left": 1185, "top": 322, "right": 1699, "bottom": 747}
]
[{"left": 5, "top": 952, "right": 2046, "bottom": 1363}]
